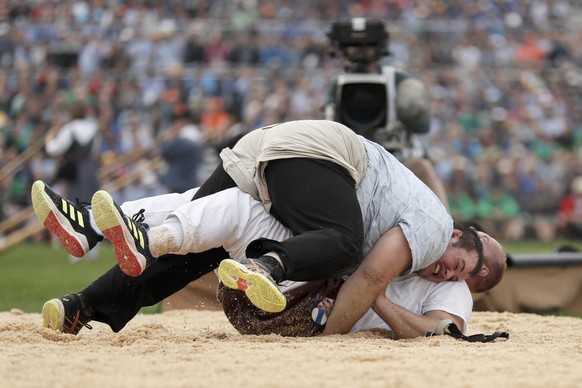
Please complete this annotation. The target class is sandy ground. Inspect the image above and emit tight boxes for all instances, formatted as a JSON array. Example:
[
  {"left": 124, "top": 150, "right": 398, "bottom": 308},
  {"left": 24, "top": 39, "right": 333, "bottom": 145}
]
[{"left": 1, "top": 309, "right": 581, "bottom": 388}]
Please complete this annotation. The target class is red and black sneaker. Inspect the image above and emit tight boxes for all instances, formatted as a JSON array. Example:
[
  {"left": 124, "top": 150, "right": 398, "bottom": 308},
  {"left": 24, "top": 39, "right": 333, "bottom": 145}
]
[
  {"left": 91, "top": 190, "right": 155, "bottom": 277},
  {"left": 31, "top": 180, "right": 102, "bottom": 258}
]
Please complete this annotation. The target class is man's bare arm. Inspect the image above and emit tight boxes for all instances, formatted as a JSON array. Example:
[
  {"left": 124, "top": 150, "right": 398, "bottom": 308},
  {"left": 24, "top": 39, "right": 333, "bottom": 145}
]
[
  {"left": 372, "top": 295, "right": 465, "bottom": 339},
  {"left": 321, "top": 227, "right": 412, "bottom": 335}
]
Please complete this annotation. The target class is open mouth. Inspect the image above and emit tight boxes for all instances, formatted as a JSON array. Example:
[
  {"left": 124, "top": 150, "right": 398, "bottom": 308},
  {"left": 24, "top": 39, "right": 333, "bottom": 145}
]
[{"left": 432, "top": 263, "right": 441, "bottom": 276}]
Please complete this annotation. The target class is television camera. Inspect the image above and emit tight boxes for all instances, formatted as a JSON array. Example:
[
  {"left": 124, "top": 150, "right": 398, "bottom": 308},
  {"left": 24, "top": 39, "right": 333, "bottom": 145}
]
[{"left": 325, "top": 18, "right": 428, "bottom": 158}]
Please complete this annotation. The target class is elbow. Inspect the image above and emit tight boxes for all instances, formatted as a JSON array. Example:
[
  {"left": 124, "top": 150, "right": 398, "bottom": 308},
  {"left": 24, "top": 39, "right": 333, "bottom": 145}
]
[{"left": 357, "top": 265, "right": 389, "bottom": 291}]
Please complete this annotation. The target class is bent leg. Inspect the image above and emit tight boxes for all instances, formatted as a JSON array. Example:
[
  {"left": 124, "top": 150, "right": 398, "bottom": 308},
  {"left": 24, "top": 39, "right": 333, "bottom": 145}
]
[
  {"left": 169, "top": 187, "right": 291, "bottom": 260},
  {"left": 81, "top": 248, "right": 226, "bottom": 332},
  {"left": 120, "top": 188, "right": 199, "bottom": 226},
  {"left": 250, "top": 158, "right": 364, "bottom": 280},
  {"left": 77, "top": 164, "right": 238, "bottom": 331}
]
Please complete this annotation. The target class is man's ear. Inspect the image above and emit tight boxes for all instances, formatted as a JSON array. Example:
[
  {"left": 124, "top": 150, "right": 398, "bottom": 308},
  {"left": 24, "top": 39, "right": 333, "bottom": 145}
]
[
  {"left": 452, "top": 229, "right": 462, "bottom": 238},
  {"left": 476, "top": 265, "right": 489, "bottom": 277}
]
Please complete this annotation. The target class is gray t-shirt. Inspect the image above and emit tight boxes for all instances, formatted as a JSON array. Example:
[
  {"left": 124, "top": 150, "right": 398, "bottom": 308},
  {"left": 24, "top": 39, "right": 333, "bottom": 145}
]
[{"left": 356, "top": 138, "right": 453, "bottom": 274}]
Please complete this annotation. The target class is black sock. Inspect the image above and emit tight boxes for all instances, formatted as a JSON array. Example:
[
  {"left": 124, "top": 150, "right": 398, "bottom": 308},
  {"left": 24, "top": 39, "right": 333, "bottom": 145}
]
[{"left": 257, "top": 255, "right": 285, "bottom": 282}]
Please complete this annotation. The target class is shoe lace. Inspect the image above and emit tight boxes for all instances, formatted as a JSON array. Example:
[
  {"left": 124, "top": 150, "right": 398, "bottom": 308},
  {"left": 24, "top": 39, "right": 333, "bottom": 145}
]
[
  {"left": 66, "top": 318, "right": 92, "bottom": 335},
  {"left": 64, "top": 309, "right": 93, "bottom": 334},
  {"left": 74, "top": 198, "right": 92, "bottom": 209},
  {"left": 247, "top": 259, "right": 275, "bottom": 280},
  {"left": 132, "top": 208, "right": 146, "bottom": 223}
]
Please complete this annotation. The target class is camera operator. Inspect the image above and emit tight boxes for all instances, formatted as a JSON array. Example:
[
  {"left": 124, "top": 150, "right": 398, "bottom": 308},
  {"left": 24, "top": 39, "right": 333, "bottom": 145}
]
[{"left": 324, "top": 18, "right": 448, "bottom": 209}]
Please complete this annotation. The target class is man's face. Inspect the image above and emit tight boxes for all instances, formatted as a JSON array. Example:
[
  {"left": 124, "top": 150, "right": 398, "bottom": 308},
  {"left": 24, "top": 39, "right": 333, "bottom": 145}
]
[{"left": 416, "top": 230, "right": 482, "bottom": 283}]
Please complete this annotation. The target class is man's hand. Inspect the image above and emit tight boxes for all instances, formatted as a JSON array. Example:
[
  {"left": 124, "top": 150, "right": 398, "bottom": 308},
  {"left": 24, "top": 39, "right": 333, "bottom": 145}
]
[{"left": 373, "top": 293, "right": 465, "bottom": 339}]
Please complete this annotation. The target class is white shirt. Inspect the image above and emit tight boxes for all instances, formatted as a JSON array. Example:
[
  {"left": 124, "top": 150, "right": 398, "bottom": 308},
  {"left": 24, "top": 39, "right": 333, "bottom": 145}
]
[
  {"left": 45, "top": 118, "right": 98, "bottom": 156},
  {"left": 350, "top": 275, "right": 472, "bottom": 333}
]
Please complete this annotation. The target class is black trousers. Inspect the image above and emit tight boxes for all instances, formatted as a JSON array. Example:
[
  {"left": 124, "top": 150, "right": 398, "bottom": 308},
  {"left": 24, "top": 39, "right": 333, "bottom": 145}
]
[
  {"left": 83, "top": 159, "right": 363, "bottom": 332},
  {"left": 246, "top": 158, "right": 364, "bottom": 279}
]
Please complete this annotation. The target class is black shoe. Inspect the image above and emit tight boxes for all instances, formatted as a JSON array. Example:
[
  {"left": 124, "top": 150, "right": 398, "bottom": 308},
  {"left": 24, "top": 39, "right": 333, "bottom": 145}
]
[
  {"left": 31, "top": 180, "right": 103, "bottom": 258},
  {"left": 91, "top": 190, "right": 155, "bottom": 277},
  {"left": 42, "top": 293, "right": 93, "bottom": 335}
]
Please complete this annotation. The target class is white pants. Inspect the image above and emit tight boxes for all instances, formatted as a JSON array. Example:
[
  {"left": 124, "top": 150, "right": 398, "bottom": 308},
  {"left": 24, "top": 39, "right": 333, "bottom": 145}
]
[{"left": 120, "top": 187, "right": 291, "bottom": 261}]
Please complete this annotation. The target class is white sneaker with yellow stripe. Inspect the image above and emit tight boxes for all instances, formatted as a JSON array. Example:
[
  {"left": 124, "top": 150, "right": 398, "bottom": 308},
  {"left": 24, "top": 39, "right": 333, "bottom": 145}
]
[
  {"left": 31, "top": 180, "right": 103, "bottom": 258},
  {"left": 91, "top": 190, "right": 155, "bottom": 277}
]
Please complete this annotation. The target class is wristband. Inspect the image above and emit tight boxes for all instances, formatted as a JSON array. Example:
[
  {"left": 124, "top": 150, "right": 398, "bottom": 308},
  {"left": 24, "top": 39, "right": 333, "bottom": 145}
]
[{"left": 435, "top": 319, "right": 454, "bottom": 335}]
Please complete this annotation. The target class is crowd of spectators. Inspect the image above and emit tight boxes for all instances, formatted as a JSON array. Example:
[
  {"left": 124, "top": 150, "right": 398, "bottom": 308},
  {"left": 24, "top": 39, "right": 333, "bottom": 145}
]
[{"left": 1, "top": 0, "right": 581, "bottom": 242}]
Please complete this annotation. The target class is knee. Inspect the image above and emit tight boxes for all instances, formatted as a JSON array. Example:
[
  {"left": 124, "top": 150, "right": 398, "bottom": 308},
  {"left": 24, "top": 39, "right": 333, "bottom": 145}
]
[{"left": 339, "top": 229, "right": 364, "bottom": 265}]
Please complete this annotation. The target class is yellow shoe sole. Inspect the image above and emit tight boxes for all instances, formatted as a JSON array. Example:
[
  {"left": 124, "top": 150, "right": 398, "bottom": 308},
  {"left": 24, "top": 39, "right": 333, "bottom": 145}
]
[
  {"left": 92, "top": 190, "right": 146, "bottom": 277},
  {"left": 42, "top": 299, "right": 64, "bottom": 332},
  {"left": 218, "top": 259, "right": 287, "bottom": 313}
]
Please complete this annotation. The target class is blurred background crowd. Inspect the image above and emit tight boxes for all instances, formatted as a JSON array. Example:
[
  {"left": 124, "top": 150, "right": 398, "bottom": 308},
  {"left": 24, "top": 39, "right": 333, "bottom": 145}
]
[{"left": 1, "top": 0, "right": 582, "bottom": 244}]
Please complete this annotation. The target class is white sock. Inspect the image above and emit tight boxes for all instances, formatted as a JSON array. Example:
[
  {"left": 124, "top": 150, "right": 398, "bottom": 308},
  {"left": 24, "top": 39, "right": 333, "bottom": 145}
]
[
  {"left": 87, "top": 207, "right": 103, "bottom": 237},
  {"left": 148, "top": 218, "right": 183, "bottom": 258}
]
